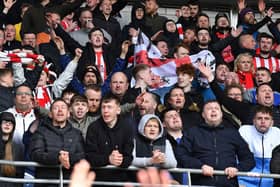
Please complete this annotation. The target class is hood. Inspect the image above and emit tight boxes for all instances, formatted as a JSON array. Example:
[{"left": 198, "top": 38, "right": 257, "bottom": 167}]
[
  {"left": 138, "top": 114, "right": 164, "bottom": 140},
  {"left": 131, "top": 2, "right": 146, "bottom": 23}
]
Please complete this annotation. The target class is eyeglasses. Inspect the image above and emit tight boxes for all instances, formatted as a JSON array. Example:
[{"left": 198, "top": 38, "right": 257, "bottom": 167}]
[{"left": 16, "top": 92, "right": 32, "bottom": 96}]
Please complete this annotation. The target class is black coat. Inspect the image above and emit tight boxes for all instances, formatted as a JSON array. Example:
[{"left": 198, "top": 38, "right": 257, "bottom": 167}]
[
  {"left": 175, "top": 122, "right": 255, "bottom": 187},
  {"left": 54, "top": 25, "right": 116, "bottom": 81},
  {"left": 85, "top": 115, "right": 134, "bottom": 182},
  {"left": 30, "top": 117, "right": 84, "bottom": 185}
]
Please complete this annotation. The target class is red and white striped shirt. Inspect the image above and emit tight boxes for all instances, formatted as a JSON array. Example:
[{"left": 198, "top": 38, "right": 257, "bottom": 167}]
[{"left": 253, "top": 56, "right": 280, "bottom": 73}]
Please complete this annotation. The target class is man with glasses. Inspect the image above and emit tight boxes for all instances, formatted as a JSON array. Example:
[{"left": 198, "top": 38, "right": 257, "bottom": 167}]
[{"left": 6, "top": 84, "right": 36, "bottom": 148}]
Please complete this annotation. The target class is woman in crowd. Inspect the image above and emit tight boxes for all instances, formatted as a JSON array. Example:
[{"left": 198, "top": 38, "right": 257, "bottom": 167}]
[
  {"left": 234, "top": 53, "right": 255, "bottom": 90},
  {"left": 0, "top": 112, "right": 23, "bottom": 187}
]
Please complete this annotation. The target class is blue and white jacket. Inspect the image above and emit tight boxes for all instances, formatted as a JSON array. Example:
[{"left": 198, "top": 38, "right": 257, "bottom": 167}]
[{"left": 238, "top": 125, "right": 280, "bottom": 187}]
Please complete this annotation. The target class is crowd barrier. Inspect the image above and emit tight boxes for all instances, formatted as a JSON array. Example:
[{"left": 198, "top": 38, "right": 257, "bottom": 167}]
[{"left": 1, "top": 159, "right": 280, "bottom": 187}]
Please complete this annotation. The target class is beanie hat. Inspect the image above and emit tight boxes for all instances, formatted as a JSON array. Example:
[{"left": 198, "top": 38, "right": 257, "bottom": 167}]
[{"left": 239, "top": 8, "right": 254, "bottom": 20}]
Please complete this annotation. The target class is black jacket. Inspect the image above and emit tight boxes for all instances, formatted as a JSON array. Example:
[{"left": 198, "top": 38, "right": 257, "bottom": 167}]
[
  {"left": 175, "top": 122, "right": 255, "bottom": 187},
  {"left": 54, "top": 25, "right": 116, "bottom": 81},
  {"left": 85, "top": 115, "right": 134, "bottom": 182},
  {"left": 30, "top": 117, "right": 84, "bottom": 182},
  {"left": 210, "top": 80, "right": 280, "bottom": 127}
]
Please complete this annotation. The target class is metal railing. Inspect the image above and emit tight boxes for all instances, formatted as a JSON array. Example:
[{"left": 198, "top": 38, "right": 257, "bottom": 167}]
[{"left": 1, "top": 159, "right": 280, "bottom": 187}]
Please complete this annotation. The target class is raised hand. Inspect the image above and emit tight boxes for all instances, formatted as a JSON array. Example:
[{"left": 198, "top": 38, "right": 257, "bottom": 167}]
[
  {"left": 3, "top": 0, "right": 16, "bottom": 11},
  {"left": 237, "top": 0, "right": 246, "bottom": 13},
  {"left": 258, "top": 0, "right": 266, "bottom": 13}
]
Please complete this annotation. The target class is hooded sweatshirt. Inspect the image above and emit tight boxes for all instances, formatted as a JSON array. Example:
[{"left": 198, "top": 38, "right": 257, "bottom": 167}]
[{"left": 132, "top": 114, "right": 177, "bottom": 168}]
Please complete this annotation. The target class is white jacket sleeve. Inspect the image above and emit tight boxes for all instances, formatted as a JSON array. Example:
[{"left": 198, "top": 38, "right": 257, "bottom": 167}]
[
  {"left": 12, "top": 63, "right": 26, "bottom": 86},
  {"left": 52, "top": 58, "right": 78, "bottom": 98},
  {"left": 162, "top": 140, "right": 177, "bottom": 168}
]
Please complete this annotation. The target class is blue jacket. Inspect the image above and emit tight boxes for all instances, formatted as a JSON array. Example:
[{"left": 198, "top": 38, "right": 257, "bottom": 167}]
[
  {"left": 175, "top": 121, "right": 255, "bottom": 187},
  {"left": 238, "top": 125, "right": 280, "bottom": 187}
]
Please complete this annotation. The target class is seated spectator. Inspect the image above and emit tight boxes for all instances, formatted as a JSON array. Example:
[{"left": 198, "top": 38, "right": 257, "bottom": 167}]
[
  {"left": 0, "top": 112, "right": 24, "bottom": 186},
  {"left": 30, "top": 98, "right": 84, "bottom": 185},
  {"left": 85, "top": 93, "right": 134, "bottom": 182},
  {"left": 175, "top": 100, "right": 255, "bottom": 186},
  {"left": 239, "top": 106, "right": 280, "bottom": 187},
  {"left": 132, "top": 114, "right": 177, "bottom": 168},
  {"left": 234, "top": 53, "right": 255, "bottom": 90}
]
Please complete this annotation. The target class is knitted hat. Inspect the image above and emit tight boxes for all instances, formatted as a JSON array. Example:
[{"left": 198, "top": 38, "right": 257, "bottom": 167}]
[{"left": 239, "top": 8, "right": 254, "bottom": 20}]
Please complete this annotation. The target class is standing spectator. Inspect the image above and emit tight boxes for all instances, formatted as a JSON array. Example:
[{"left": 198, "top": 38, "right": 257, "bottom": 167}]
[
  {"left": 176, "top": 4, "right": 191, "bottom": 31},
  {"left": 253, "top": 33, "right": 280, "bottom": 73},
  {"left": 175, "top": 100, "right": 255, "bottom": 186},
  {"left": 69, "top": 94, "right": 98, "bottom": 139},
  {"left": 234, "top": 53, "right": 255, "bottom": 90},
  {"left": 0, "top": 112, "right": 24, "bottom": 187},
  {"left": 132, "top": 114, "right": 177, "bottom": 168},
  {"left": 3, "top": 24, "right": 21, "bottom": 51},
  {"left": 144, "top": 0, "right": 167, "bottom": 37},
  {"left": 30, "top": 98, "right": 84, "bottom": 187},
  {"left": 93, "top": 0, "right": 121, "bottom": 57},
  {"left": 7, "top": 85, "right": 36, "bottom": 149},
  {"left": 122, "top": 2, "right": 151, "bottom": 41},
  {"left": 84, "top": 85, "right": 102, "bottom": 117},
  {"left": 188, "top": 0, "right": 201, "bottom": 27},
  {"left": 85, "top": 93, "right": 134, "bottom": 182},
  {"left": 239, "top": 106, "right": 280, "bottom": 187}
]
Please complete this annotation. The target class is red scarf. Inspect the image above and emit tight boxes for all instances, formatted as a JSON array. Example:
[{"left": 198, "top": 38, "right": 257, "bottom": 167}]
[{"left": 237, "top": 71, "right": 255, "bottom": 90}]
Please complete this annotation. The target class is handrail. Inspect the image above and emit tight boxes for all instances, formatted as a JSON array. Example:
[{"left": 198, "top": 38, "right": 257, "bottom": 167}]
[{"left": 1, "top": 159, "right": 280, "bottom": 187}]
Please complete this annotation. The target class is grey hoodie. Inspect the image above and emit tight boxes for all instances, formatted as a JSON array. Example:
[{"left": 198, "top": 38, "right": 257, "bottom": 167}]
[{"left": 132, "top": 114, "right": 177, "bottom": 168}]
